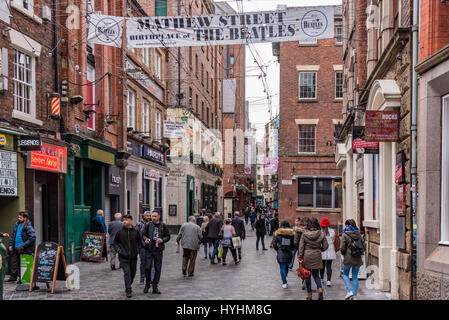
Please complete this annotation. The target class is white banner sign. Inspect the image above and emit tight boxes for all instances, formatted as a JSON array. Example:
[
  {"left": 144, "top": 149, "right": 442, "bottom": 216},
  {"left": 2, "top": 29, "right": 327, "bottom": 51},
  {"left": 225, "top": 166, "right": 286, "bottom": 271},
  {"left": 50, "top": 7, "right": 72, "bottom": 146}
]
[
  {"left": 163, "top": 120, "right": 187, "bottom": 139},
  {"left": 87, "top": 6, "right": 335, "bottom": 48},
  {"left": 0, "top": 150, "right": 18, "bottom": 196}
]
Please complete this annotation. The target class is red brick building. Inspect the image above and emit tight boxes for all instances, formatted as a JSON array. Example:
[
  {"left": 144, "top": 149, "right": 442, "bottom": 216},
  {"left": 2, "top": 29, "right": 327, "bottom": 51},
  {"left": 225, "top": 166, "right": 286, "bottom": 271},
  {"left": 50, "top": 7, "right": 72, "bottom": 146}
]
[{"left": 277, "top": 6, "right": 343, "bottom": 227}]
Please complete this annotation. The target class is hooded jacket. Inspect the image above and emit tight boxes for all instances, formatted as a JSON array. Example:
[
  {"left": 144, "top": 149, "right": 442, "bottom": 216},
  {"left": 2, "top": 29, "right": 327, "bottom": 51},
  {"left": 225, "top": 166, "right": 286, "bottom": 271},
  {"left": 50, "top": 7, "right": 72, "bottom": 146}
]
[
  {"left": 341, "top": 230, "right": 365, "bottom": 266},
  {"left": 9, "top": 220, "right": 36, "bottom": 255},
  {"left": 298, "top": 228, "right": 329, "bottom": 270},
  {"left": 272, "top": 228, "right": 295, "bottom": 264}
]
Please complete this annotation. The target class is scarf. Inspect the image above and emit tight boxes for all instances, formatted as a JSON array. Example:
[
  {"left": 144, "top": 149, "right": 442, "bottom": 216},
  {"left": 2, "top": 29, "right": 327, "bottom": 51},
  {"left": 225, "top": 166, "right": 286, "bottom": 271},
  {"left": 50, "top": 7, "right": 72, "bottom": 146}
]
[{"left": 344, "top": 225, "right": 359, "bottom": 233}]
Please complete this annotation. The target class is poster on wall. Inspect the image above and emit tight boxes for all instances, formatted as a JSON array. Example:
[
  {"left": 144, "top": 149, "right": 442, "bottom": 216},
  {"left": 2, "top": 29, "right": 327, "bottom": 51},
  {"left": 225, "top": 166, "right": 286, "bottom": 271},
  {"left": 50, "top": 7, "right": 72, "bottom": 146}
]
[
  {"left": 0, "top": 149, "right": 18, "bottom": 196},
  {"left": 352, "top": 126, "right": 379, "bottom": 154}
]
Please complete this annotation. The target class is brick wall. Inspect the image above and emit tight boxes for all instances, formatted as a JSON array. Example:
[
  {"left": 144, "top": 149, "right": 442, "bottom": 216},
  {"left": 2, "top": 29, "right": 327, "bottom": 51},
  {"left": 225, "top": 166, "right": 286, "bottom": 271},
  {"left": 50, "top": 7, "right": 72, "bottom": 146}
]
[{"left": 419, "top": 0, "right": 449, "bottom": 61}]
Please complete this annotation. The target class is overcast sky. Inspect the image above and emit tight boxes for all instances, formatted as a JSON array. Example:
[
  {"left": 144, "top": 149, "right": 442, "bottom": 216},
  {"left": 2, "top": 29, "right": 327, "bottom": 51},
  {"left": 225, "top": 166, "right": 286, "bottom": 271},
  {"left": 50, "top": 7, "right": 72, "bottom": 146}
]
[{"left": 225, "top": 0, "right": 342, "bottom": 141}]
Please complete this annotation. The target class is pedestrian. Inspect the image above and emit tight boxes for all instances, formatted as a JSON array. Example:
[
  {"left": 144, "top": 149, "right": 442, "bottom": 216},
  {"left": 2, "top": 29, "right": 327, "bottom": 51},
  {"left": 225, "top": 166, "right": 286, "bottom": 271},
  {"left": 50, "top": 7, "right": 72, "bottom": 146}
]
[
  {"left": 220, "top": 218, "right": 239, "bottom": 265},
  {"left": 7, "top": 211, "right": 36, "bottom": 283},
  {"left": 136, "top": 210, "right": 152, "bottom": 284},
  {"left": 200, "top": 216, "right": 210, "bottom": 259},
  {"left": 244, "top": 206, "right": 250, "bottom": 225},
  {"left": 255, "top": 213, "right": 268, "bottom": 250},
  {"left": 249, "top": 208, "right": 257, "bottom": 231},
  {"left": 293, "top": 217, "right": 309, "bottom": 290},
  {"left": 205, "top": 212, "right": 223, "bottom": 264},
  {"left": 113, "top": 214, "right": 142, "bottom": 298},
  {"left": 341, "top": 219, "right": 366, "bottom": 300},
  {"left": 272, "top": 221, "right": 295, "bottom": 289},
  {"left": 270, "top": 213, "right": 279, "bottom": 236},
  {"left": 142, "top": 210, "right": 170, "bottom": 294},
  {"left": 92, "top": 209, "right": 107, "bottom": 233},
  {"left": 298, "top": 217, "right": 328, "bottom": 300},
  {"left": 176, "top": 216, "right": 203, "bottom": 276},
  {"left": 108, "top": 212, "right": 123, "bottom": 271},
  {"left": 320, "top": 217, "right": 338, "bottom": 287},
  {"left": 288, "top": 217, "right": 301, "bottom": 271},
  {"left": 231, "top": 211, "right": 246, "bottom": 261}
]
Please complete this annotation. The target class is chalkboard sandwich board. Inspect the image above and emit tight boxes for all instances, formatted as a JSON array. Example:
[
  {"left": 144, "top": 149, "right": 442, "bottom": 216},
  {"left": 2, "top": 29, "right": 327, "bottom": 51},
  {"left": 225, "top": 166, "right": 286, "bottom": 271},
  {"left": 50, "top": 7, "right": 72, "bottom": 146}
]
[
  {"left": 29, "top": 242, "right": 69, "bottom": 294},
  {"left": 80, "top": 232, "right": 106, "bottom": 262}
]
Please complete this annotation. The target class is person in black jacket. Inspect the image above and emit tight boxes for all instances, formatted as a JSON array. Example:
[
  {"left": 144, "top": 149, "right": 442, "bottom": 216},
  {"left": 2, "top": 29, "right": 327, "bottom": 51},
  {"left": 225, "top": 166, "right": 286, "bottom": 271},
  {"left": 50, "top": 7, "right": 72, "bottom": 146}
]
[
  {"left": 255, "top": 214, "right": 268, "bottom": 250},
  {"left": 231, "top": 211, "right": 246, "bottom": 261},
  {"left": 142, "top": 210, "right": 170, "bottom": 294},
  {"left": 272, "top": 221, "right": 295, "bottom": 289},
  {"left": 113, "top": 214, "right": 142, "bottom": 298},
  {"left": 205, "top": 212, "right": 223, "bottom": 264},
  {"left": 270, "top": 214, "right": 279, "bottom": 236}
]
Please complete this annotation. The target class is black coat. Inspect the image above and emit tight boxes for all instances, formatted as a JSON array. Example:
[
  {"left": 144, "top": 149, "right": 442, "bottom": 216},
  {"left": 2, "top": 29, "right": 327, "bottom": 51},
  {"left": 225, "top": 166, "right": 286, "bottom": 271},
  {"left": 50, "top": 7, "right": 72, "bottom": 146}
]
[
  {"left": 142, "top": 221, "right": 171, "bottom": 252},
  {"left": 231, "top": 218, "right": 246, "bottom": 239},
  {"left": 9, "top": 221, "right": 36, "bottom": 255},
  {"left": 270, "top": 218, "right": 279, "bottom": 232},
  {"left": 255, "top": 218, "right": 266, "bottom": 235},
  {"left": 272, "top": 228, "right": 295, "bottom": 264},
  {"left": 206, "top": 218, "right": 223, "bottom": 240},
  {"left": 113, "top": 226, "right": 142, "bottom": 260}
]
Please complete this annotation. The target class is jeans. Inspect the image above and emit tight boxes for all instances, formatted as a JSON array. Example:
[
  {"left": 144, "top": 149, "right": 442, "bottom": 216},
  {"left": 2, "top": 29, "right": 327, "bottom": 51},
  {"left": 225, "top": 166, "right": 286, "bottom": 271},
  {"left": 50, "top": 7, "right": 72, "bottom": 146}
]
[
  {"left": 320, "top": 260, "right": 333, "bottom": 281},
  {"left": 288, "top": 249, "right": 297, "bottom": 269},
  {"left": 145, "top": 250, "right": 163, "bottom": 288},
  {"left": 203, "top": 241, "right": 209, "bottom": 257},
  {"left": 210, "top": 239, "right": 220, "bottom": 261},
  {"left": 305, "top": 269, "right": 322, "bottom": 293},
  {"left": 256, "top": 234, "right": 266, "bottom": 249},
  {"left": 182, "top": 248, "right": 198, "bottom": 276},
  {"left": 343, "top": 264, "right": 360, "bottom": 296},
  {"left": 279, "top": 263, "right": 289, "bottom": 284},
  {"left": 119, "top": 257, "right": 137, "bottom": 293}
]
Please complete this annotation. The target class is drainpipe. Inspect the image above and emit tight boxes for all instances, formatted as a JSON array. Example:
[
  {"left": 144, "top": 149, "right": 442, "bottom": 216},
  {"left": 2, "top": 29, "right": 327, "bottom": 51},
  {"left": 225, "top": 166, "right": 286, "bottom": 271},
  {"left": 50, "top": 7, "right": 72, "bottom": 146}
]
[{"left": 411, "top": 0, "right": 419, "bottom": 300}]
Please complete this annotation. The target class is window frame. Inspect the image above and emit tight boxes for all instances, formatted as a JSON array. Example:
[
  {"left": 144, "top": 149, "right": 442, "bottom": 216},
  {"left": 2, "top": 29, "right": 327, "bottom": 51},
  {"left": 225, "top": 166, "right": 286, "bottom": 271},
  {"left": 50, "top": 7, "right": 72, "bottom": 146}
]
[
  {"left": 155, "top": 51, "right": 162, "bottom": 80},
  {"left": 126, "top": 87, "right": 136, "bottom": 129},
  {"left": 335, "top": 26, "right": 343, "bottom": 44},
  {"left": 142, "top": 98, "right": 150, "bottom": 135},
  {"left": 155, "top": 108, "right": 162, "bottom": 141},
  {"left": 297, "top": 176, "right": 342, "bottom": 210},
  {"left": 86, "top": 64, "right": 96, "bottom": 131},
  {"left": 13, "top": 48, "right": 35, "bottom": 118},
  {"left": 335, "top": 71, "right": 343, "bottom": 100},
  {"left": 440, "top": 94, "right": 449, "bottom": 245},
  {"left": 299, "top": 72, "right": 317, "bottom": 100},
  {"left": 142, "top": 48, "right": 150, "bottom": 69},
  {"left": 298, "top": 124, "right": 316, "bottom": 154}
]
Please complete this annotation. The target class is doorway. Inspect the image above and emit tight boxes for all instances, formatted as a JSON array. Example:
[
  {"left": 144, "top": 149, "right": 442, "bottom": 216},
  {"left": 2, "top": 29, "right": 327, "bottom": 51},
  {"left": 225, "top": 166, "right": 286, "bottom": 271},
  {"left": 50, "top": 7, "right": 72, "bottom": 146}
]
[{"left": 33, "top": 183, "right": 43, "bottom": 245}]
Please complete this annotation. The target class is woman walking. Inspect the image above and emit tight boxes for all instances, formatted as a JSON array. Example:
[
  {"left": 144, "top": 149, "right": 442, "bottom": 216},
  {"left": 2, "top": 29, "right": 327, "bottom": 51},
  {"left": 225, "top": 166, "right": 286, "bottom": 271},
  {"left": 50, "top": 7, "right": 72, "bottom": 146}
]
[
  {"left": 319, "top": 218, "right": 338, "bottom": 287},
  {"left": 220, "top": 218, "right": 239, "bottom": 265},
  {"left": 201, "top": 216, "right": 210, "bottom": 259},
  {"left": 272, "top": 221, "right": 295, "bottom": 289},
  {"left": 255, "top": 214, "right": 268, "bottom": 250},
  {"left": 298, "top": 217, "right": 328, "bottom": 300},
  {"left": 341, "top": 219, "right": 365, "bottom": 300},
  {"left": 293, "top": 217, "right": 308, "bottom": 290}
]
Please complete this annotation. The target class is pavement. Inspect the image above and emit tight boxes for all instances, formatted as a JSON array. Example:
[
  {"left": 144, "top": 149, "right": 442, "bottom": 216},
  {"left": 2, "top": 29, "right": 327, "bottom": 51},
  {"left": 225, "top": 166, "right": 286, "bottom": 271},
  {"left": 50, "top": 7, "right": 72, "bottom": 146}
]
[{"left": 3, "top": 225, "right": 388, "bottom": 300}]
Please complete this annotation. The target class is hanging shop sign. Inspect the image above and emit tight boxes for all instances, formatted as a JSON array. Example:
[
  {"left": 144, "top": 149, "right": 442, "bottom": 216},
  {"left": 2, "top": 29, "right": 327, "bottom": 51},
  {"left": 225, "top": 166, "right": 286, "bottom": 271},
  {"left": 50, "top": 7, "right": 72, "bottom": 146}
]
[
  {"left": 396, "top": 184, "right": 406, "bottom": 217},
  {"left": 365, "top": 110, "right": 399, "bottom": 142},
  {"left": 27, "top": 143, "right": 67, "bottom": 173},
  {"left": 264, "top": 157, "right": 278, "bottom": 175},
  {"left": 87, "top": 6, "right": 335, "bottom": 48},
  {"left": 16, "top": 135, "right": 42, "bottom": 151},
  {"left": 395, "top": 150, "right": 406, "bottom": 184},
  {"left": 106, "top": 166, "right": 124, "bottom": 195},
  {"left": 163, "top": 120, "right": 187, "bottom": 139},
  {"left": 125, "top": 59, "right": 164, "bottom": 103},
  {"left": 0, "top": 149, "right": 18, "bottom": 196},
  {"left": 352, "top": 126, "right": 379, "bottom": 154},
  {"left": 144, "top": 168, "right": 160, "bottom": 181}
]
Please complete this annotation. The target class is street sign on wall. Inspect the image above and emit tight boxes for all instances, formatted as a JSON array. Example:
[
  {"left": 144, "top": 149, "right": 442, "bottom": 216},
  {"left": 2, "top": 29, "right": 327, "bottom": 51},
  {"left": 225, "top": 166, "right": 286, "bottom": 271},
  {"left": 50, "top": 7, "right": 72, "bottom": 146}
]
[
  {"left": 365, "top": 111, "right": 399, "bottom": 142},
  {"left": 0, "top": 149, "right": 17, "bottom": 196}
]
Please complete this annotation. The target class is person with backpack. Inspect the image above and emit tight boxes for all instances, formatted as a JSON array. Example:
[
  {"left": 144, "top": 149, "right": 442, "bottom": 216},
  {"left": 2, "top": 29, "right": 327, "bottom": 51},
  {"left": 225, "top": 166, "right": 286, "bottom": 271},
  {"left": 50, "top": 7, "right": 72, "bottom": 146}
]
[
  {"left": 340, "top": 219, "right": 366, "bottom": 300},
  {"left": 298, "top": 217, "right": 328, "bottom": 300},
  {"left": 319, "top": 218, "right": 340, "bottom": 287},
  {"left": 272, "top": 221, "right": 295, "bottom": 289},
  {"left": 255, "top": 213, "right": 268, "bottom": 250}
]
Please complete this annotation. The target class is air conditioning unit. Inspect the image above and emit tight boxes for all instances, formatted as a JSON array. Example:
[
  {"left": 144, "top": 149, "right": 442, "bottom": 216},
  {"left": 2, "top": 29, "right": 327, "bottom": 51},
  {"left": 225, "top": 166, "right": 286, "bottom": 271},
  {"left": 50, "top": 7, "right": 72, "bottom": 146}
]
[{"left": 42, "top": 6, "right": 51, "bottom": 21}]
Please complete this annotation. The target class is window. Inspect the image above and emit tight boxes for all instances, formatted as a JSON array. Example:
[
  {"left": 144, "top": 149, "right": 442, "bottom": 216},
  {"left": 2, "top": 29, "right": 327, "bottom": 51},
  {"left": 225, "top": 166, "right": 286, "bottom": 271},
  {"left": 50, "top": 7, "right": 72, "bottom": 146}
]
[
  {"left": 440, "top": 94, "right": 449, "bottom": 244},
  {"left": 142, "top": 48, "right": 150, "bottom": 68},
  {"left": 335, "top": 71, "right": 343, "bottom": 99},
  {"left": 201, "top": 101, "right": 204, "bottom": 120},
  {"left": 155, "top": 51, "right": 162, "bottom": 79},
  {"left": 195, "top": 54, "right": 198, "bottom": 77},
  {"left": 189, "top": 47, "right": 192, "bottom": 68},
  {"left": 206, "top": 71, "right": 209, "bottom": 91},
  {"left": 201, "top": 63, "right": 204, "bottom": 84},
  {"left": 13, "top": 49, "right": 34, "bottom": 116},
  {"left": 143, "top": 99, "right": 150, "bottom": 134},
  {"left": 195, "top": 94, "right": 199, "bottom": 113},
  {"left": 298, "top": 177, "right": 342, "bottom": 209},
  {"left": 86, "top": 65, "right": 95, "bottom": 130},
  {"left": 230, "top": 55, "right": 235, "bottom": 65},
  {"left": 126, "top": 88, "right": 136, "bottom": 129},
  {"left": 335, "top": 26, "right": 343, "bottom": 44},
  {"left": 189, "top": 87, "right": 193, "bottom": 107},
  {"left": 155, "top": 0, "right": 167, "bottom": 16},
  {"left": 143, "top": 179, "right": 151, "bottom": 205},
  {"left": 155, "top": 109, "right": 161, "bottom": 141},
  {"left": 298, "top": 125, "right": 316, "bottom": 153},
  {"left": 299, "top": 72, "right": 317, "bottom": 99}
]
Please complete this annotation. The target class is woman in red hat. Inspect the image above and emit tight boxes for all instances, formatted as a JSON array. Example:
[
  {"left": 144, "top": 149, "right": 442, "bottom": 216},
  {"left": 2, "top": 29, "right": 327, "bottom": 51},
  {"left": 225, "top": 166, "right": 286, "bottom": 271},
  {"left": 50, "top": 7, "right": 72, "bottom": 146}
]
[{"left": 320, "top": 217, "right": 339, "bottom": 287}]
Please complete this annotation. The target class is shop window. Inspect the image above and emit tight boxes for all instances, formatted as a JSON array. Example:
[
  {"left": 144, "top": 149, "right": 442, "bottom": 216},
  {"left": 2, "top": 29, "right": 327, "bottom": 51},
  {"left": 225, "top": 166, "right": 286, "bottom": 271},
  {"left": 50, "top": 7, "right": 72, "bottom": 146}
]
[
  {"left": 298, "top": 177, "right": 342, "bottom": 209},
  {"left": 440, "top": 94, "right": 449, "bottom": 244}
]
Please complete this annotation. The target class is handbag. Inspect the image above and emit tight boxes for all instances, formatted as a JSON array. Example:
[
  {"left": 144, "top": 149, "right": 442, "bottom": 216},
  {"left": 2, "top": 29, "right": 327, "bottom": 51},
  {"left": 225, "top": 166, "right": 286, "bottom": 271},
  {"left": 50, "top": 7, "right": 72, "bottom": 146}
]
[
  {"left": 232, "top": 236, "right": 242, "bottom": 248},
  {"left": 296, "top": 258, "right": 311, "bottom": 280},
  {"left": 217, "top": 245, "right": 223, "bottom": 258}
]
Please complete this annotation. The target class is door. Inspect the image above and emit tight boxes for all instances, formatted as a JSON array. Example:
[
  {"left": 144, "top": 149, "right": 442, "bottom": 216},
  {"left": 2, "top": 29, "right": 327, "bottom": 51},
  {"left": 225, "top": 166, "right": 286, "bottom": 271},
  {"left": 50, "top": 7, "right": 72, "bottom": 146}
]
[
  {"left": 34, "top": 183, "right": 43, "bottom": 246},
  {"left": 186, "top": 175, "right": 195, "bottom": 222}
]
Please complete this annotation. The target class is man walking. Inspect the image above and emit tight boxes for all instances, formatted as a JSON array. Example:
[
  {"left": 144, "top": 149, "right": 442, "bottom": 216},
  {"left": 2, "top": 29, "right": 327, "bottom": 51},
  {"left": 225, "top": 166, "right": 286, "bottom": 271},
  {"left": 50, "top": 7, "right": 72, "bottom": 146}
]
[
  {"left": 176, "top": 216, "right": 202, "bottom": 277},
  {"left": 92, "top": 209, "right": 107, "bottom": 234},
  {"left": 7, "top": 211, "right": 36, "bottom": 283},
  {"left": 255, "top": 213, "right": 268, "bottom": 251},
  {"left": 136, "top": 211, "right": 151, "bottom": 284},
  {"left": 142, "top": 210, "right": 170, "bottom": 294},
  {"left": 243, "top": 207, "right": 250, "bottom": 225},
  {"left": 231, "top": 211, "right": 246, "bottom": 261},
  {"left": 108, "top": 212, "right": 123, "bottom": 270},
  {"left": 249, "top": 207, "right": 257, "bottom": 231},
  {"left": 205, "top": 212, "right": 223, "bottom": 264},
  {"left": 113, "top": 214, "right": 141, "bottom": 298}
]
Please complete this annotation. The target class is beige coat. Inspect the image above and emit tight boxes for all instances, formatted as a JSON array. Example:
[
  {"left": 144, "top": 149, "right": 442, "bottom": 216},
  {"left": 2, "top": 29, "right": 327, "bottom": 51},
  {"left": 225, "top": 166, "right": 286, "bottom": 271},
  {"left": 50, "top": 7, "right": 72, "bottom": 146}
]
[{"left": 298, "top": 229, "right": 329, "bottom": 270}]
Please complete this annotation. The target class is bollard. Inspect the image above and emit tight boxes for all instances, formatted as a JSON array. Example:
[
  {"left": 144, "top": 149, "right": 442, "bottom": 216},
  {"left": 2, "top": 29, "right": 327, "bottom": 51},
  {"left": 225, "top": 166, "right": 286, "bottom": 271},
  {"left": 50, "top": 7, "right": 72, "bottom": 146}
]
[{"left": 0, "top": 242, "right": 7, "bottom": 300}]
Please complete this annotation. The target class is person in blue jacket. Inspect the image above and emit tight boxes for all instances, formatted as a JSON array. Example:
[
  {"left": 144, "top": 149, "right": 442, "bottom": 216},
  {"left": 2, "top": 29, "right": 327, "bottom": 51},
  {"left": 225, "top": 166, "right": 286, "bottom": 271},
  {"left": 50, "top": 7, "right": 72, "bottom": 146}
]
[{"left": 92, "top": 209, "right": 107, "bottom": 234}]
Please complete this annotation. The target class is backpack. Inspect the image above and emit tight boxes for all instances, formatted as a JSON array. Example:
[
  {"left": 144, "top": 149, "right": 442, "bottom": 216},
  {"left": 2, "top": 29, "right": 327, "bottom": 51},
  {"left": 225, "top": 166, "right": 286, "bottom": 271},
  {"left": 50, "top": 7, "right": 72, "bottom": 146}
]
[
  {"left": 347, "top": 233, "right": 364, "bottom": 257},
  {"left": 280, "top": 236, "right": 292, "bottom": 251}
]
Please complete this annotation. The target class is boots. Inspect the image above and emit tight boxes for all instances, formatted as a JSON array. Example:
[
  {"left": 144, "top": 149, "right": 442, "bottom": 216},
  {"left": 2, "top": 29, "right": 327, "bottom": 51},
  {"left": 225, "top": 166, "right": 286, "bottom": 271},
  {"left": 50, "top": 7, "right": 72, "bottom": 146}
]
[
  {"left": 306, "top": 293, "right": 312, "bottom": 300},
  {"left": 318, "top": 288, "right": 324, "bottom": 300}
]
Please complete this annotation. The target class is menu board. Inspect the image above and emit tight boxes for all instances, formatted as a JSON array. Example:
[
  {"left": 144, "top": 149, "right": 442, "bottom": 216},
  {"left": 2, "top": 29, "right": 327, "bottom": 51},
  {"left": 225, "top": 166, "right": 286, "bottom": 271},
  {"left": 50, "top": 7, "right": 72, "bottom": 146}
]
[
  {"left": 80, "top": 232, "right": 106, "bottom": 261},
  {"left": 0, "top": 150, "right": 18, "bottom": 196},
  {"left": 33, "top": 242, "right": 59, "bottom": 283}
]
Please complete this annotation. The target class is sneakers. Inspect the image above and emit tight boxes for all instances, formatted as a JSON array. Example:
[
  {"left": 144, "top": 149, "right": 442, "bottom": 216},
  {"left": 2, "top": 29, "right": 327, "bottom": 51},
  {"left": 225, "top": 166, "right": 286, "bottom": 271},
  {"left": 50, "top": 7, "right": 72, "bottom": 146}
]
[
  {"left": 204, "top": 256, "right": 208, "bottom": 259},
  {"left": 235, "top": 260, "right": 240, "bottom": 265},
  {"left": 152, "top": 287, "right": 161, "bottom": 294},
  {"left": 344, "top": 291, "right": 354, "bottom": 300},
  {"left": 281, "top": 283, "right": 288, "bottom": 289},
  {"left": 327, "top": 281, "right": 332, "bottom": 287},
  {"left": 210, "top": 261, "right": 217, "bottom": 265},
  {"left": 352, "top": 296, "right": 357, "bottom": 300}
]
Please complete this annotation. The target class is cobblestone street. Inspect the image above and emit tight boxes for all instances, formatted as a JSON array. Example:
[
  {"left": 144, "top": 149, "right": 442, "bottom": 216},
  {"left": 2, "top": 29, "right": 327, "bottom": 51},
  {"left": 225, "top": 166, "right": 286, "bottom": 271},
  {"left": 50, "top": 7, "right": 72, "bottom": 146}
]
[{"left": 3, "top": 226, "right": 388, "bottom": 300}]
